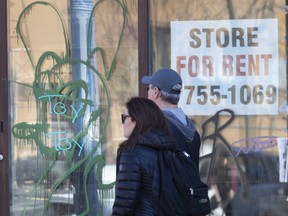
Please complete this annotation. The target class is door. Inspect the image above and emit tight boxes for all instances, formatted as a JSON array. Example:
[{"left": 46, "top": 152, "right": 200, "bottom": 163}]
[{"left": 4, "top": 0, "right": 139, "bottom": 215}]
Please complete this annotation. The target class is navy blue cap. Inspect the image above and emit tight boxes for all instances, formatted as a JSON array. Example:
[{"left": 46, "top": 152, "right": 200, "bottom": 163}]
[{"left": 141, "top": 68, "right": 182, "bottom": 94}]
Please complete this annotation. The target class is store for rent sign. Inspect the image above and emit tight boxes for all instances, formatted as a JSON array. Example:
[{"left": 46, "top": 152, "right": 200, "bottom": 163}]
[{"left": 171, "top": 19, "right": 278, "bottom": 115}]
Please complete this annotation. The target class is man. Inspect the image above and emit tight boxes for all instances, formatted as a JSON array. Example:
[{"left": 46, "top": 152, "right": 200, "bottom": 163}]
[{"left": 141, "top": 68, "right": 201, "bottom": 167}]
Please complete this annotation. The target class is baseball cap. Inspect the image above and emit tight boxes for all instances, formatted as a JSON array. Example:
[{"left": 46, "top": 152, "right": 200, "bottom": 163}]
[{"left": 141, "top": 68, "right": 182, "bottom": 94}]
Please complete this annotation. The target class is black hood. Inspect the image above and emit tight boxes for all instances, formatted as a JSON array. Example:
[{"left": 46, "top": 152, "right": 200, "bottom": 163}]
[
  {"left": 138, "top": 129, "right": 175, "bottom": 150},
  {"left": 162, "top": 110, "right": 196, "bottom": 143}
]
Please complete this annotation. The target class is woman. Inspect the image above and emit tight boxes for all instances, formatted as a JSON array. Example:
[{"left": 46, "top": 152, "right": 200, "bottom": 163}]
[{"left": 111, "top": 97, "right": 175, "bottom": 216}]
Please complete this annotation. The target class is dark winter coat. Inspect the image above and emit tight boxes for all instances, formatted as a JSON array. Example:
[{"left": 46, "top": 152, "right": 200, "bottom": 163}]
[
  {"left": 111, "top": 129, "right": 174, "bottom": 216},
  {"left": 163, "top": 110, "right": 201, "bottom": 168}
]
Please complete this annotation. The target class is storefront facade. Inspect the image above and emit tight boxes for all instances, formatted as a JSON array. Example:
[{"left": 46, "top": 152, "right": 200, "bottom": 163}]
[{"left": 0, "top": 0, "right": 287, "bottom": 215}]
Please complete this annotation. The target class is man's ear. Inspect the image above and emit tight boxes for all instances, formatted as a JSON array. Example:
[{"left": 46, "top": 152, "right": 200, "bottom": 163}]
[{"left": 153, "top": 87, "right": 161, "bottom": 99}]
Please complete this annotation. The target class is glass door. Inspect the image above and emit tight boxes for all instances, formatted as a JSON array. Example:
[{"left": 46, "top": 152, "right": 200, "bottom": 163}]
[{"left": 7, "top": 0, "right": 139, "bottom": 215}]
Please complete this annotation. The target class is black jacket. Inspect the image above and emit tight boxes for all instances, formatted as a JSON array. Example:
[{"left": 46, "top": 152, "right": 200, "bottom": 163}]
[
  {"left": 111, "top": 129, "right": 174, "bottom": 216},
  {"left": 163, "top": 110, "right": 201, "bottom": 168},
  {"left": 166, "top": 118, "right": 201, "bottom": 168}
]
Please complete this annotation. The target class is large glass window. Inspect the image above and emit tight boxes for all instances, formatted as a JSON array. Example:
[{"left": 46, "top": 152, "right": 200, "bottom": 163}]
[
  {"left": 6, "top": 0, "right": 288, "bottom": 215},
  {"left": 150, "top": 0, "right": 287, "bottom": 215},
  {"left": 8, "top": 0, "right": 138, "bottom": 215}
]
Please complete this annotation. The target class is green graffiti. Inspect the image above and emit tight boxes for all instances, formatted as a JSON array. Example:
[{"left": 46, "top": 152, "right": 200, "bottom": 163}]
[{"left": 12, "top": 0, "right": 127, "bottom": 215}]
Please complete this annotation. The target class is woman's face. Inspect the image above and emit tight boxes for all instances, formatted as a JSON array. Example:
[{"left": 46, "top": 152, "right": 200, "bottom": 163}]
[{"left": 122, "top": 109, "right": 136, "bottom": 138}]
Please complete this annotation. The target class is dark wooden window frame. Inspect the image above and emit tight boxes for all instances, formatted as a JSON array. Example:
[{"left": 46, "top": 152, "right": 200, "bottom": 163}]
[
  {"left": 0, "top": 0, "right": 9, "bottom": 215},
  {"left": 138, "top": 0, "right": 149, "bottom": 97}
]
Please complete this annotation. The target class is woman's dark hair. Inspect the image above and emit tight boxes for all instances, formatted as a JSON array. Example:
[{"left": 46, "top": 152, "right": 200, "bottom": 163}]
[{"left": 119, "top": 97, "right": 169, "bottom": 150}]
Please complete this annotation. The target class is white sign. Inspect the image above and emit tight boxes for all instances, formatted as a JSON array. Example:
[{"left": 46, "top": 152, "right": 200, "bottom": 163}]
[{"left": 171, "top": 19, "right": 278, "bottom": 115}]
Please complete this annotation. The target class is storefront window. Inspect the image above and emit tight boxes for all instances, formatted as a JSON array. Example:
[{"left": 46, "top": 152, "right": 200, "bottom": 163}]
[
  {"left": 150, "top": 0, "right": 287, "bottom": 215},
  {"left": 6, "top": 0, "right": 288, "bottom": 215},
  {"left": 8, "top": 0, "right": 138, "bottom": 215}
]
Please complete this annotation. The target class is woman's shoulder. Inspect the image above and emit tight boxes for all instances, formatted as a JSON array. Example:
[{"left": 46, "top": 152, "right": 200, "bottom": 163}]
[
  {"left": 122, "top": 144, "right": 157, "bottom": 158},
  {"left": 119, "top": 148, "right": 141, "bottom": 165},
  {"left": 118, "top": 146, "right": 156, "bottom": 169},
  {"left": 134, "top": 144, "right": 159, "bottom": 161}
]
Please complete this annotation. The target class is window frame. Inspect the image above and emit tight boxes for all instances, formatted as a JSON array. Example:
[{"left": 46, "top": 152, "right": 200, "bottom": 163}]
[{"left": 0, "top": 0, "right": 9, "bottom": 215}]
